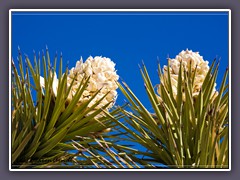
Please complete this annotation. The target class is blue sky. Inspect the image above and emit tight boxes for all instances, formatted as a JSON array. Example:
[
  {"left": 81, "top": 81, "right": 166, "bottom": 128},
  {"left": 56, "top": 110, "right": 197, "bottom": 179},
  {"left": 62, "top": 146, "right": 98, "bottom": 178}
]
[{"left": 11, "top": 11, "right": 229, "bottom": 111}]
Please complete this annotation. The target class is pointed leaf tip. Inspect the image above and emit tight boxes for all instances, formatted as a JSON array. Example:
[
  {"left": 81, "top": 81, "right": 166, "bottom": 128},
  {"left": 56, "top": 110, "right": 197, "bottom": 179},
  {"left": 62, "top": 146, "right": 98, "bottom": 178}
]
[
  {"left": 138, "top": 64, "right": 141, "bottom": 69},
  {"left": 119, "top": 76, "right": 125, "bottom": 83},
  {"left": 24, "top": 53, "right": 28, "bottom": 58},
  {"left": 166, "top": 53, "right": 170, "bottom": 59},
  {"left": 25, "top": 59, "right": 28, "bottom": 67}
]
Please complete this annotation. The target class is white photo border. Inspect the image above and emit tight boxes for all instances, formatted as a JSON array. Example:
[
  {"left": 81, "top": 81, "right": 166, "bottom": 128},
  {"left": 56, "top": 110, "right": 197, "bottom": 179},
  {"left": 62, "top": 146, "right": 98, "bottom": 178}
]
[{"left": 9, "top": 9, "right": 231, "bottom": 172}]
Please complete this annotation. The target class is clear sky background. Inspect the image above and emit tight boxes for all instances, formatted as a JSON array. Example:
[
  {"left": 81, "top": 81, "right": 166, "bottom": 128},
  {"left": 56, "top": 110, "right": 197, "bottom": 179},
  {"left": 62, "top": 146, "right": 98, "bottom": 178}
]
[{"left": 11, "top": 11, "right": 229, "bottom": 113}]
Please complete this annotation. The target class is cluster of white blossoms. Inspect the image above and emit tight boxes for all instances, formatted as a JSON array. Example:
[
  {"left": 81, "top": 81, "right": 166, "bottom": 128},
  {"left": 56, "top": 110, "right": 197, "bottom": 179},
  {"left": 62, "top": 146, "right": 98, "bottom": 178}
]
[
  {"left": 40, "top": 56, "right": 119, "bottom": 111},
  {"left": 67, "top": 56, "right": 119, "bottom": 109},
  {"left": 157, "top": 49, "right": 218, "bottom": 101}
]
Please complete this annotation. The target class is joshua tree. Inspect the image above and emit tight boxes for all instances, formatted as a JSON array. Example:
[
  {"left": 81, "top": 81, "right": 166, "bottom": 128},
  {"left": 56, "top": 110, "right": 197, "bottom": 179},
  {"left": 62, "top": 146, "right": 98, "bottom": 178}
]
[
  {"left": 11, "top": 49, "right": 229, "bottom": 169},
  {"left": 114, "top": 50, "right": 229, "bottom": 168}
]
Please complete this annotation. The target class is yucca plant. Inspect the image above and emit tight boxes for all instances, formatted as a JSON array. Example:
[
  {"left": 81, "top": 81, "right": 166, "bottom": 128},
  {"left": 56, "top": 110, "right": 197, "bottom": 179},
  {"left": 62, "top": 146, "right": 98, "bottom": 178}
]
[
  {"left": 11, "top": 48, "right": 126, "bottom": 168},
  {"left": 70, "top": 135, "right": 144, "bottom": 168},
  {"left": 11, "top": 48, "right": 229, "bottom": 169},
  {"left": 109, "top": 50, "right": 229, "bottom": 168}
]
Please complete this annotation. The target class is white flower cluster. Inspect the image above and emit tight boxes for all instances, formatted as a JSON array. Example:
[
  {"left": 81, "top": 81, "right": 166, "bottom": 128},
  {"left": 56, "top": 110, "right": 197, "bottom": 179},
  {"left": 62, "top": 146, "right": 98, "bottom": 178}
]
[
  {"left": 67, "top": 56, "right": 119, "bottom": 109},
  {"left": 157, "top": 49, "right": 218, "bottom": 101},
  {"left": 40, "top": 56, "right": 119, "bottom": 111}
]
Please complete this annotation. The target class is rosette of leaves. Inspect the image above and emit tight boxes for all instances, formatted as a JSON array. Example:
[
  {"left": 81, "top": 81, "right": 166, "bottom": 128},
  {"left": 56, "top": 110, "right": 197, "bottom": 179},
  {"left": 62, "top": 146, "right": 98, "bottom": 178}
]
[
  {"left": 11, "top": 48, "right": 126, "bottom": 168},
  {"left": 109, "top": 51, "right": 229, "bottom": 168}
]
